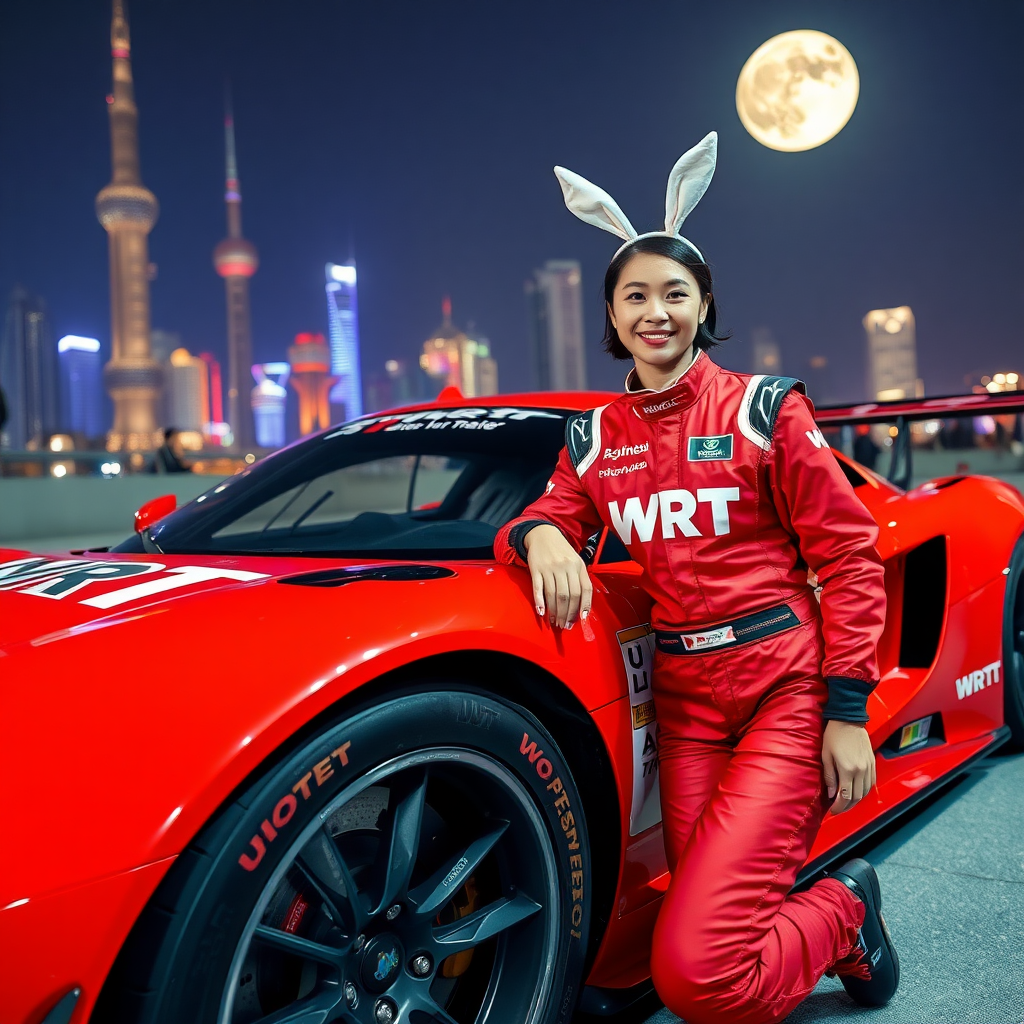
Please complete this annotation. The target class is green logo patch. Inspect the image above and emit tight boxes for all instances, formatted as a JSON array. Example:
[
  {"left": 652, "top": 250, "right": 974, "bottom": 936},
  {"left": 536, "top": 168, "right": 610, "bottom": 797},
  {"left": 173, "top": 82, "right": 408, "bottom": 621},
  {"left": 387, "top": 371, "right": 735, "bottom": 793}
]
[{"left": 687, "top": 434, "right": 733, "bottom": 461}]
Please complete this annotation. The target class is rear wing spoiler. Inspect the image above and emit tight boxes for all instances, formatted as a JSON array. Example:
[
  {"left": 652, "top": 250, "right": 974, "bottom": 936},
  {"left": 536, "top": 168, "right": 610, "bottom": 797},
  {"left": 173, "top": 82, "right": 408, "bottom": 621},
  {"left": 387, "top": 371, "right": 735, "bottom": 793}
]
[
  {"left": 813, "top": 390, "right": 1024, "bottom": 490},
  {"left": 815, "top": 390, "right": 1024, "bottom": 426}
]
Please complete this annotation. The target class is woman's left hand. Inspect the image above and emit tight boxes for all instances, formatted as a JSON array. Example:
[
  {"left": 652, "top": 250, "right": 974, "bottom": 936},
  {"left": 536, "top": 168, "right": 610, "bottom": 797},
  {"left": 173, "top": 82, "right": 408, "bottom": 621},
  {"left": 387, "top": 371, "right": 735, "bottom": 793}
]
[{"left": 821, "top": 721, "right": 877, "bottom": 815}]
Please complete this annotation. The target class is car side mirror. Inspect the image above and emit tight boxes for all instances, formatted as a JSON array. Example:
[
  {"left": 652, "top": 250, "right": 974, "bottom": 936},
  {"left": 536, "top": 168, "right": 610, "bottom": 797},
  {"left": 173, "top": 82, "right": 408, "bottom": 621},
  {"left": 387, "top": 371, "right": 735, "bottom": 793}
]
[{"left": 134, "top": 494, "right": 177, "bottom": 533}]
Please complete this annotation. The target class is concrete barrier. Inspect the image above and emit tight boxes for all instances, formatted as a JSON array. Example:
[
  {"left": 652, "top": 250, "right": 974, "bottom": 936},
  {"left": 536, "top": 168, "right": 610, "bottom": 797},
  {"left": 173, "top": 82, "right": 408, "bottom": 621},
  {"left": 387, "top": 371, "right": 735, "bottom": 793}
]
[{"left": 0, "top": 474, "right": 227, "bottom": 545}]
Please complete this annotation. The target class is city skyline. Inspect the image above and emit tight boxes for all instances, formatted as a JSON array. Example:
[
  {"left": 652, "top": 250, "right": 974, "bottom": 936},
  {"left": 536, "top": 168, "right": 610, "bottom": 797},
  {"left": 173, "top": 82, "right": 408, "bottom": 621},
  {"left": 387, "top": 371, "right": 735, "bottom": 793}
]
[{"left": 0, "top": 1, "right": 1021, "bottom": 407}]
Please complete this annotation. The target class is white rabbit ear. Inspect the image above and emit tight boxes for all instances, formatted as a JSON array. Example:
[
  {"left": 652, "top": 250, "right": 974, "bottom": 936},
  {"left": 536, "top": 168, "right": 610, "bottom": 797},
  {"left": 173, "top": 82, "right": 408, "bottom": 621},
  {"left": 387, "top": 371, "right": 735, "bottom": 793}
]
[
  {"left": 664, "top": 131, "right": 718, "bottom": 236},
  {"left": 554, "top": 166, "right": 637, "bottom": 243}
]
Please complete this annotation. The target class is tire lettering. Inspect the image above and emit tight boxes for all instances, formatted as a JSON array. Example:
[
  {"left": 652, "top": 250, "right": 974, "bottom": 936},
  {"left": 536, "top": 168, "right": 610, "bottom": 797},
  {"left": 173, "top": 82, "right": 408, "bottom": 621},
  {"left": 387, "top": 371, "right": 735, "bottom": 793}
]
[
  {"left": 544, "top": 773, "right": 585, "bottom": 940},
  {"left": 238, "top": 835, "right": 267, "bottom": 872},
  {"left": 238, "top": 739, "right": 352, "bottom": 872},
  {"left": 272, "top": 794, "right": 297, "bottom": 829}
]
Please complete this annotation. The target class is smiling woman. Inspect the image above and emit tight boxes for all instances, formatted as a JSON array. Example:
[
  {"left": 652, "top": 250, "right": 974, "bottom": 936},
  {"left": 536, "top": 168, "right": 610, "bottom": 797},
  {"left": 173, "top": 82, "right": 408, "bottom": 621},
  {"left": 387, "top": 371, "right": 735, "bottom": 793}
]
[{"left": 601, "top": 235, "right": 727, "bottom": 373}]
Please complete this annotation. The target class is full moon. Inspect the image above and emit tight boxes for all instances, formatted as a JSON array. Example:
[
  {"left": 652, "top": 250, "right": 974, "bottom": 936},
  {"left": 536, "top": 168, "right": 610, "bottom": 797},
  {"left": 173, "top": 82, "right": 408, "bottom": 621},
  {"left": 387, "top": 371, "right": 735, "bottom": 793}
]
[{"left": 736, "top": 30, "right": 859, "bottom": 152}]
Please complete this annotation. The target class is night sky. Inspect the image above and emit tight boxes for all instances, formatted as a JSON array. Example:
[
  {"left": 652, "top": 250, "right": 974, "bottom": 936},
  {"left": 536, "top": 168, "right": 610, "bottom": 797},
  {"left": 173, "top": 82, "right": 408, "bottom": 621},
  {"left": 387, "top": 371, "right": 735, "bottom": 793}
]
[{"left": 1, "top": 0, "right": 1022, "bottom": 405}]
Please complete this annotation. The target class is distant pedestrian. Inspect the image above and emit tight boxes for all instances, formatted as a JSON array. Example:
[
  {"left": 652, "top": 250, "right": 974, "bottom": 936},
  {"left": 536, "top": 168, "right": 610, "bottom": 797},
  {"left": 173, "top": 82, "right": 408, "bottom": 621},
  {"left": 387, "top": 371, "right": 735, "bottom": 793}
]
[{"left": 149, "top": 428, "right": 193, "bottom": 473}]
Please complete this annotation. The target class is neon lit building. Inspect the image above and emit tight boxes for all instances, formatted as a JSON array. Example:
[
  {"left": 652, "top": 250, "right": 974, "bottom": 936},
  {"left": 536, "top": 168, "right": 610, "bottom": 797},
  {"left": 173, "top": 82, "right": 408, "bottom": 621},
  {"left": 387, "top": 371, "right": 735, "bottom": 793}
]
[
  {"left": 325, "top": 263, "right": 362, "bottom": 422},
  {"left": 58, "top": 335, "right": 104, "bottom": 439},
  {"left": 864, "top": 306, "right": 921, "bottom": 401},
  {"left": 164, "top": 348, "right": 208, "bottom": 434},
  {"left": 252, "top": 362, "right": 290, "bottom": 449},
  {"left": 288, "top": 333, "right": 337, "bottom": 436},
  {"left": 199, "top": 352, "right": 229, "bottom": 445},
  {"left": 419, "top": 298, "right": 498, "bottom": 398}
]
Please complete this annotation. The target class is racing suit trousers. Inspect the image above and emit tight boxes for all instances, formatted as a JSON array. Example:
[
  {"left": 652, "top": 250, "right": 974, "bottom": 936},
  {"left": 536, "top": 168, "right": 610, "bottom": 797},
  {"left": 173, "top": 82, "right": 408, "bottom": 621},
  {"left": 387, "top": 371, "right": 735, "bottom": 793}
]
[{"left": 649, "top": 607, "right": 866, "bottom": 1024}]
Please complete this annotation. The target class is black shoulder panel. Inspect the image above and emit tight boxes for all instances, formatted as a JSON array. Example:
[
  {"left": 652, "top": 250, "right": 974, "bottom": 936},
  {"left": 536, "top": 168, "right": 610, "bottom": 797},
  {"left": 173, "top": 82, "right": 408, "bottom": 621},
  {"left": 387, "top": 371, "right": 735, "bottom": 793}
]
[
  {"left": 565, "top": 410, "right": 596, "bottom": 469},
  {"left": 748, "top": 376, "right": 806, "bottom": 442}
]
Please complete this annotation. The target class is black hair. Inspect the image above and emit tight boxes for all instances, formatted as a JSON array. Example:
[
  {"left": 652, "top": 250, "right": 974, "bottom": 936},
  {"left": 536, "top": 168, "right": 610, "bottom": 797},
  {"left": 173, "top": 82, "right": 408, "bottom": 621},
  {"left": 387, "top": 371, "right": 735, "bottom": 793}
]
[{"left": 600, "top": 234, "right": 729, "bottom": 359}]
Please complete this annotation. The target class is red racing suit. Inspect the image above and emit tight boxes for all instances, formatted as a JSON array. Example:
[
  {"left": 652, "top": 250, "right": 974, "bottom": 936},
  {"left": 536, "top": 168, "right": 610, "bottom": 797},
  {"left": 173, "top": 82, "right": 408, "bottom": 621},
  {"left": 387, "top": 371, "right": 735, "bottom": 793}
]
[{"left": 494, "top": 350, "right": 886, "bottom": 1024}]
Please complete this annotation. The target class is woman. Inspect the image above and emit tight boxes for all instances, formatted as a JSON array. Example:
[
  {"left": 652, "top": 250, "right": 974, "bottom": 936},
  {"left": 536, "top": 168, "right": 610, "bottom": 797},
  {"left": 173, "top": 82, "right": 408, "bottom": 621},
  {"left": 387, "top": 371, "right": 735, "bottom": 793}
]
[{"left": 494, "top": 133, "right": 899, "bottom": 1024}]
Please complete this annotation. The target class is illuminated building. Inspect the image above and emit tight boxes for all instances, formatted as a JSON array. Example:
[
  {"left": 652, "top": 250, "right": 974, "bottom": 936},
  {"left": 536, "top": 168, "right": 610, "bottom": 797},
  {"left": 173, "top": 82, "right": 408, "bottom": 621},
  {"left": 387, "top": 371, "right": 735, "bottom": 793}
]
[
  {"left": 0, "top": 286, "right": 58, "bottom": 449},
  {"left": 199, "top": 352, "right": 229, "bottom": 445},
  {"left": 164, "top": 348, "right": 208, "bottom": 436},
  {"left": 58, "top": 336, "right": 104, "bottom": 439},
  {"left": 325, "top": 263, "right": 362, "bottom": 421},
  {"left": 213, "top": 100, "right": 259, "bottom": 450},
  {"left": 288, "top": 333, "right": 336, "bottom": 436},
  {"left": 419, "top": 299, "right": 499, "bottom": 398},
  {"left": 96, "top": 0, "right": 162, "bottom": 453},
  {"left": 252, "top": 363, "right": 290, "bottom": 449},
  {"left": 525, "top": 260, "right": 586, "bottom": 391},
  {"left": 751, "top": 327, "right": 781, "bottom": 374},
  {"left": 864, "top": 306, "right": 921, "bottom": 401}
]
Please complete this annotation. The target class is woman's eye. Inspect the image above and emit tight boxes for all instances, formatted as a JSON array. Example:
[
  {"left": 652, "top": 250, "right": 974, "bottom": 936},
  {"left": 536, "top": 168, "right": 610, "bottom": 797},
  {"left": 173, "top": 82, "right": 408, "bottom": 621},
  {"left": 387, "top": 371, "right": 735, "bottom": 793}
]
[
  {"left": 668, "top": 290, "right": 688, "bottom": 299},
  {"left": 626, "top": 291, "right": 645, "bottom": 301}
]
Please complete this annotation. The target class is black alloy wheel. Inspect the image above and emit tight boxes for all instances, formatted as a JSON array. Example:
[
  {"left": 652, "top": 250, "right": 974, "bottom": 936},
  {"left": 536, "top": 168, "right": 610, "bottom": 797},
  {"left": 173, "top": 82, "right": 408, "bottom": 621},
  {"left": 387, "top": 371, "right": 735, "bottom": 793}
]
[
  {"left": 95, "top": 689, "right": 592, "bottom": 1024},
  {"left": 1004, "top": 534, "right": 1024, "bottom": 746}
]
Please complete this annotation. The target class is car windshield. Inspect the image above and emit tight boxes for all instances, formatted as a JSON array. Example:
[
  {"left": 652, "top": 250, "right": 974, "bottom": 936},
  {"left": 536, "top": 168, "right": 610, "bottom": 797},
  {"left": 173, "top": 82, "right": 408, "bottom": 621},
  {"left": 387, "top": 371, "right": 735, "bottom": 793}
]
[{"left": 113, "top": 406, "right": 568, "bottom": 559}]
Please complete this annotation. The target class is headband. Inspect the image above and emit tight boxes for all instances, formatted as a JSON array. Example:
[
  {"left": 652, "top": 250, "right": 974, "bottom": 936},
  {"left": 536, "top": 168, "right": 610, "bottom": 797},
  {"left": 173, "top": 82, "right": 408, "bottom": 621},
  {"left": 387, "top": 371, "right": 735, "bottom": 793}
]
[{"left": 554, "top": 131, "right": 717, "bottom": 262}]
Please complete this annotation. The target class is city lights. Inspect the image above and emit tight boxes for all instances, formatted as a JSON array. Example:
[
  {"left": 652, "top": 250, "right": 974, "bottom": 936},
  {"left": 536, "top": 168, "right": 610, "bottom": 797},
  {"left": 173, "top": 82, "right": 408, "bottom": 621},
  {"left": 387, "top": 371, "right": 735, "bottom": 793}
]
[{"left": 57, "top": 335, "right": 100, "bottom": 353}]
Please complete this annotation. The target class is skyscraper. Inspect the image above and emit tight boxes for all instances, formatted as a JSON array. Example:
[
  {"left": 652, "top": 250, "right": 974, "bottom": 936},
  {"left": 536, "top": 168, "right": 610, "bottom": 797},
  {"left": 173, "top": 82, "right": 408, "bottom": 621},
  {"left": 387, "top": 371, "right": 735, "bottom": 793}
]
[
  {"left": 213, "top": 100, "right": 259, "bottom": 451},
  {"left": 164, "top": 348, "right": 208, "bottom": 434},
  {"left": 525, "top": 260, "right": 586, "bottom": 391},
  {"left": 0, "top": 286, "right": 58, "bottom": 449},
  {"left": 251, "top": 363, "right": 290, "bottom": 449},
  {"left": 58, "top": 335, "right": 104, "bottom": 439},
  {"left": 864, "top": 306, "right": 921, "bottom": 401},
  {"left": 325, "top": 263, "right": 362, "bottom": 422},
  {"left": 419, "top": 299, "right": 498, "bottom": 398},
  {"left": 95, "top": 0, "right": 162, "bottom": 453},
  {"left": 288, "top": 333, "right": 336, "bottom": 436}
]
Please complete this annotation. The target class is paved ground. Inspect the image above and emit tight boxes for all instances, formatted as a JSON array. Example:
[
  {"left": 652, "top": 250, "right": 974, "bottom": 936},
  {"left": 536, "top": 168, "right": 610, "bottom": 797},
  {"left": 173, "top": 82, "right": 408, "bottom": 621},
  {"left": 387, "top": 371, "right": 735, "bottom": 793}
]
[{"left": 614, "top": 749, "right": 1024, "bottom": 1024}]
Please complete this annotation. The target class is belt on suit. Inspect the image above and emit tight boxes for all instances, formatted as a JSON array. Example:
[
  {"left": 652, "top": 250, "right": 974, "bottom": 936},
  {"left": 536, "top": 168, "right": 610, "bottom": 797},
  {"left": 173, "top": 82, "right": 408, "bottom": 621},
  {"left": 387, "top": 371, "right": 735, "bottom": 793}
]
[{"left": 655, "top": 603, "right": 803, "bottom": 655}]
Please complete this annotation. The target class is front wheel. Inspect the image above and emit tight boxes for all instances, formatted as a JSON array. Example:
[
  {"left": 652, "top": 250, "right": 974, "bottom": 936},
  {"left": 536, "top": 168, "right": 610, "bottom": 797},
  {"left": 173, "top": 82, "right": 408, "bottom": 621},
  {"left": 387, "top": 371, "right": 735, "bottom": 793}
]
[{"left": 96, "top": 689, "right": 592, "bottom": 1024}]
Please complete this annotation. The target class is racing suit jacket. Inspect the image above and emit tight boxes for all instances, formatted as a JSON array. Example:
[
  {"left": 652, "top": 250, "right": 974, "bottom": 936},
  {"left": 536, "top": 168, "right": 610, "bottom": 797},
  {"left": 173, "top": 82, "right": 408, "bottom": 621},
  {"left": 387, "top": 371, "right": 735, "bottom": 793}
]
[{"left": 494, "top": 350, "right": 887, "bottom": 722}]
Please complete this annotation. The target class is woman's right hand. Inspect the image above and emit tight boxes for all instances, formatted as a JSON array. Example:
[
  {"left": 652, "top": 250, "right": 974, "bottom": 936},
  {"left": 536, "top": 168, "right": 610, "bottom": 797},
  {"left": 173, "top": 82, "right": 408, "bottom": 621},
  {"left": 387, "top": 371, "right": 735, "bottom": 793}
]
[{"left": 523, "top": 524, "right": 593, "bottom": 629}]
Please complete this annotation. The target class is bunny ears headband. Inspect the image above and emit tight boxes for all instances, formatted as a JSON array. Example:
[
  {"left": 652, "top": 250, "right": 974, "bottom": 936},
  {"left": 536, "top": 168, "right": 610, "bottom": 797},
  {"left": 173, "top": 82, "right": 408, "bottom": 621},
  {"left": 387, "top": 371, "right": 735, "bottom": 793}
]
[{"left": 554, "top": 131, "right": 717, "bottom": 262}]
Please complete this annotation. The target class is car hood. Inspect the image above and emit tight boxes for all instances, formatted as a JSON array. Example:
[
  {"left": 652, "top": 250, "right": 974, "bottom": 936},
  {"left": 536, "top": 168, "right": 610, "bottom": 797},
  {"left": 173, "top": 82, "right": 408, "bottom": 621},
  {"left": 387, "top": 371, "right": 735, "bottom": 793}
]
[{"left": 0, "top": 547, "right": 462, "bottom": 652}]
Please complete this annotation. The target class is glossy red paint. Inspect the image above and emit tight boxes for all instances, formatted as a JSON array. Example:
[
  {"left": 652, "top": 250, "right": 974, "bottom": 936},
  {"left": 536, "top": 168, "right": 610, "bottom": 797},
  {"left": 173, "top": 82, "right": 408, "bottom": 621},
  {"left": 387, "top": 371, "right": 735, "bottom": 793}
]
[
  {"left": 133, "top": 493, "right": 176, "bottom": 532},
  {"left": 0, "top": 386, "right": 1021, "bottom": 1021}
]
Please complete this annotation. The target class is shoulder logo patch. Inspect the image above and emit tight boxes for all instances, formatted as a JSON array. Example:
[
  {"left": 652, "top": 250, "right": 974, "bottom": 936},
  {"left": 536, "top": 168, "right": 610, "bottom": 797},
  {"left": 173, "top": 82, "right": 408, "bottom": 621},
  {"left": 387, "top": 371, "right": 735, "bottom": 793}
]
[{"left": 687, "top": 434, "right": 733, "bottom": 461}]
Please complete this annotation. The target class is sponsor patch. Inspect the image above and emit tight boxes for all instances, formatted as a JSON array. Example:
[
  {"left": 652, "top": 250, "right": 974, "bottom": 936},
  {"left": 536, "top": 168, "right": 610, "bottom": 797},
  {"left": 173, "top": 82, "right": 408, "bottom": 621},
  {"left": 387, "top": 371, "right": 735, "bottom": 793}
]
[
  {"left": 681, "top": 625, "right": 736, "bottom": 651},
  {"left": 687, "top": 434, "right": 733, "bottom": 461},
  {"left": 616, "top": 624, "right": 661, "bottom": 835},
  {"left": 898, "top": 716, "right": 932, "bottom": 749}
]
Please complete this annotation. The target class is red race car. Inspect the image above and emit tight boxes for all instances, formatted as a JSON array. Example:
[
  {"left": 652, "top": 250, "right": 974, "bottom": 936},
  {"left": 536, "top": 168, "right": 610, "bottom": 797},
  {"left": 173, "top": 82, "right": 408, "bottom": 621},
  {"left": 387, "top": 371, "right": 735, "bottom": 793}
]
[{"left": 2, "top": 388, "right": 1023, "bottom": 1024}]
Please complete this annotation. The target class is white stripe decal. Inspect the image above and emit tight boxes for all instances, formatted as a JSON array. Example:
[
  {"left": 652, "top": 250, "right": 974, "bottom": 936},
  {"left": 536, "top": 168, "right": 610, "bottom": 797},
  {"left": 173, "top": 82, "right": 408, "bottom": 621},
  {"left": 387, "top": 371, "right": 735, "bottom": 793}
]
[
  {"left": 737, "top": 374, "right": 770, "bottom": 451},
  {"left": 575, "top": 404, "right": 608, "bottom": 478}
]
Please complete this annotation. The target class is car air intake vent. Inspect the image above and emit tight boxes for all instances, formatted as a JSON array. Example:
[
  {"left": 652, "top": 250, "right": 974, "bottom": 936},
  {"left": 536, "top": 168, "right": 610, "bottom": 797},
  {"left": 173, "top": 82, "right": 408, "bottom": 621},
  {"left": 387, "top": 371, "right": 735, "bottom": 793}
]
[
  {"left": 923, "top": 476, "right": 965, "bottom": 491},
  {"left": 279, "top": 565, "right": 457, "bottom": 588}
]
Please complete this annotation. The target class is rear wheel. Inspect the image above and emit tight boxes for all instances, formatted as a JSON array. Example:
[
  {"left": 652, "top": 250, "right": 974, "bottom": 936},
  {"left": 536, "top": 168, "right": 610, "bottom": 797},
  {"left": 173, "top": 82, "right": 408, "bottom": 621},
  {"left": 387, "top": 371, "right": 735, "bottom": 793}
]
[
  {"left": 1003, "top": 535, "right": 1024, "bottom": 747},
  {"left": 96, "top": 689, "right": 591, "bottom": 1024}
]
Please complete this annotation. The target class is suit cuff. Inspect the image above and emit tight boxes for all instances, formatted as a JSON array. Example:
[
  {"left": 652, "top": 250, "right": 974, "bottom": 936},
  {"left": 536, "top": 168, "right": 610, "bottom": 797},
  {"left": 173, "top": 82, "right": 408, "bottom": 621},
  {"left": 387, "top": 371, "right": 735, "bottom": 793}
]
[
  {"left": 509, "top": 519, "right": 552, "bottom": 562},
  {"left": 822, "top": 676, "right": 875, "bottom": 723}
]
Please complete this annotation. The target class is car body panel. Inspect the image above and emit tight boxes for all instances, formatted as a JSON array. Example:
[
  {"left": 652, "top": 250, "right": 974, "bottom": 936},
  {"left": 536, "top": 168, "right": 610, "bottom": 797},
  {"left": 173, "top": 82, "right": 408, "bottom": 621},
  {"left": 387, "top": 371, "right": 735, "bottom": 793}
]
[{"left": 1, "top": 387, "right": 1022, "bottom": 1021}]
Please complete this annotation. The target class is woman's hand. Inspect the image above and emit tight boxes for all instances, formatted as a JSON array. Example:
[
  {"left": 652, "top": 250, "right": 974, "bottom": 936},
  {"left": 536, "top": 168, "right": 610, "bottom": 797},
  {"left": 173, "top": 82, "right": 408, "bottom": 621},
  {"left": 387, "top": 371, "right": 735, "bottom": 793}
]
[
  {"left": 524, "top": 524, "right": 593, "bottom": 629},
  {"left": 821, "top": 720, "right": 877, "bottom": 815}
]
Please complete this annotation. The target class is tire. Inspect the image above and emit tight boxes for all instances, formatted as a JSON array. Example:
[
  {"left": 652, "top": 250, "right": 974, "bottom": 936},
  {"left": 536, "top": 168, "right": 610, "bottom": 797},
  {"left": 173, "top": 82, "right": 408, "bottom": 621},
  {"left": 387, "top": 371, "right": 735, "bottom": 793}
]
[
  {"left": 1004, "top": 534, "right": 1024, "bottom": 747},
  {"left": 95, "top": 688, "right": 591, "bottom": 1024}
]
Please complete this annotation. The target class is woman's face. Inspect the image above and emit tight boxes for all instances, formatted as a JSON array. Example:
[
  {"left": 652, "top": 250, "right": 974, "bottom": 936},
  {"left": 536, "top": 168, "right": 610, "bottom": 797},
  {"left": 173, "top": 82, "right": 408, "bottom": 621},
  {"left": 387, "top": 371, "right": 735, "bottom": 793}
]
[{"left": 607, "top": 252, "right": 709, "bottom": 383}]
